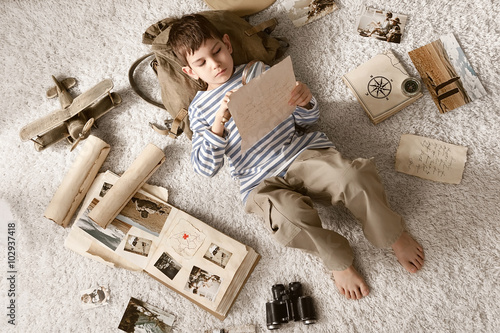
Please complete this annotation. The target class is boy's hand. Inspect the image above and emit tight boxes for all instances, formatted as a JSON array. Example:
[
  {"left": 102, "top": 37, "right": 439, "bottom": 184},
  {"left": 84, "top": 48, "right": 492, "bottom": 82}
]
[
  {"left": 212, "top": 90, "right": 235, "bottom": 137},
  {"left": 289, "top": 81, "right": 313, "bottom": 109}
]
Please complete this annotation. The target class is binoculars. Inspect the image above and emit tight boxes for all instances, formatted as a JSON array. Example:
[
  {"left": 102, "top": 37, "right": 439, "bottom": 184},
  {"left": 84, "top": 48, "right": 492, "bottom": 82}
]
[{"left": 265, "top": 282, "right": 316, "bottom": 330}]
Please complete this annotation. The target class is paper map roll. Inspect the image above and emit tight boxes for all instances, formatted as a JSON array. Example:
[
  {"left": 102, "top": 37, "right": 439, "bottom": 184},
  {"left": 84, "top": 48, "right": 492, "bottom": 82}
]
[
  {"left": 44, "top": 135, "right": 110, "bottom": 227},
  {"left": 88, "top": 143, "right": 165, "bottom": 228}
]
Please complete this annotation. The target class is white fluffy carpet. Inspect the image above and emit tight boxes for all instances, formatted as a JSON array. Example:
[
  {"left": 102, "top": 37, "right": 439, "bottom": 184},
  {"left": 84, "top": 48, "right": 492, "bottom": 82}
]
[{"left": 1, "top": 0, "right": 499, "bottom": 332}]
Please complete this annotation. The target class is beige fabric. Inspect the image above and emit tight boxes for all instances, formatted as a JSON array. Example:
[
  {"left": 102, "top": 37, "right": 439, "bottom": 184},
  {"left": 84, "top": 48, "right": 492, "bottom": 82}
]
[
  {"left": 245, "top": 148, "right": 404, "bottom": 271},
  {"left": 203, "top": 0, "right": 277, "bottom": 16}
]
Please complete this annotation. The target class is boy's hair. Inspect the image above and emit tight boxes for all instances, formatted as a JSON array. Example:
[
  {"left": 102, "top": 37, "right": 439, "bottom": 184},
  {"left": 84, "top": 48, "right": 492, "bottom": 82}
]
[{"left": 168, "top": 14, "right": 224, "bottom": 66}]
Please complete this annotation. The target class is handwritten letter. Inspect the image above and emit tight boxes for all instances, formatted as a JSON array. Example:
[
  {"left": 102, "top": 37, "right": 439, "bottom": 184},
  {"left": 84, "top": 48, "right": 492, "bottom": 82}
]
[
  {"left": 395, "top": 134, "right": 468, "bottom": 184},
  {"left": 228, "top": 56, "right": 296, "bottom": 152}
]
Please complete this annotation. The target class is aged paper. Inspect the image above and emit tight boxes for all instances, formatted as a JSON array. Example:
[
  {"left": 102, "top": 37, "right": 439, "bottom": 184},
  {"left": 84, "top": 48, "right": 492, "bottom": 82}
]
[
  {"left": 395, "top": 134, "right": 468, "bottom": 184},
  {"left": 228, "top": 56, "right": 296, "bottom": 152},
  {"left": 44, "top": 135, "right": 110, "bottom": 227},
  {"left": 88, "top": 143, "right": 165, "bottom": 228}
]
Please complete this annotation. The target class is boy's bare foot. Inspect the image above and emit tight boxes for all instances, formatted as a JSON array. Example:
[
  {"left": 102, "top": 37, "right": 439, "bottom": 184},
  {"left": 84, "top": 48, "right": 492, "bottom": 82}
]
[
  {"left": 392, "top": 231, "right": 425, "bottom": 273},
  {"left": 332, "top": 265, "right": 370, "bottom": 300}
]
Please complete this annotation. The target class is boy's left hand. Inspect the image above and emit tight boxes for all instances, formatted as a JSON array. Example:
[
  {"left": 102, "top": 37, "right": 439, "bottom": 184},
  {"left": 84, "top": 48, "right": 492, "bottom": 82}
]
[{"left": 289, "top": 81, "right": 312, "bottom": 108}]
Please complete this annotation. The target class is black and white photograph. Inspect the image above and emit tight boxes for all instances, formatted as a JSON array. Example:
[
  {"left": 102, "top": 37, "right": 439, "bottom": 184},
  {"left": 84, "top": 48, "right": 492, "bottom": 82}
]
[
  {"left": 124, "top": 234, "right": 153, "bottom": 257},
  {"left": 75, "top": 202, "right": 126, "bottom": 251},
  {"left": 99, "top": 182, "right": 113, "bottom": 197},
  {"left": 203, "top": 243, "right": 233, "bottom": 269},
  {"left": 184, "top": 266, "right": 222, "bottom": 302},
  {"left": 154, "top": 252, "right": 182, "bottom": 280},
  {"left": 356, "top": 6, "right": 408, "bottom": 43},
  {"left": 118, "top": 297, "right": 175, "bottom": 333}
]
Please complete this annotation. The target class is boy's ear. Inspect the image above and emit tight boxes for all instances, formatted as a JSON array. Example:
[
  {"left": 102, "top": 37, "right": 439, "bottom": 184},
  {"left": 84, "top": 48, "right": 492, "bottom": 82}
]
[
  {"left": 222, "top": 34, "right": 232, "bottom": 54},
  {"left": 182, "top": 66, "right": 199, "bottom": 80}
]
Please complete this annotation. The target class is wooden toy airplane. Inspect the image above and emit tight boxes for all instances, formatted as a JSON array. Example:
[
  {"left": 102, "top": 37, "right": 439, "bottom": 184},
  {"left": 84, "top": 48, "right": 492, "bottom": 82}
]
[{"left": 19, "top": 76, "right": 122, "bottom": 151}]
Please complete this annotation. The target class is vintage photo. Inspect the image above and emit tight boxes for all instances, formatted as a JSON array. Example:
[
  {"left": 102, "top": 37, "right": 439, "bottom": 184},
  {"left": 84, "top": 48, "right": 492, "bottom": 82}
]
[
  {"left": 203, "top": 243, "right": 233, "bottom": 269},
  {"left": 99, "top": 182, "right": 113, "bottom": 197},
  {"left": 121, "top": 191, "right": 172, "bottom": 235},
  {"left": 356, "top": 7, "right": 408, "bottom": 43},
  {"left": 409, "top": 33, "right": 486, "bottom": 113},
  {"left": 118, "top": 297, "right": 175, "bottom": 333},
  {"left": 284, "top": 0, "right": 338, "bottom": 27},
  {"left": 184, "top": 266, "right": 222, "bottom": 302},
  {"left": 75, "top": 200, "right": 127, "bottom": 251},
  {"left": 124, "top": 234, "right": 153, "bottom": 257},
  {"left": 80, "top": 286, "right": 110, "bottom": 309},
  {"left": 154, "top": 252, "right": 182, "bottom": 280}
]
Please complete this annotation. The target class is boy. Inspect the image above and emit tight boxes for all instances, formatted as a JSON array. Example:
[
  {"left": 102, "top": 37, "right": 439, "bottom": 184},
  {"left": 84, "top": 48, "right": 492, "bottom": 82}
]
[{"left": 168, "top": 14, "right": 424, "bottom": 300}]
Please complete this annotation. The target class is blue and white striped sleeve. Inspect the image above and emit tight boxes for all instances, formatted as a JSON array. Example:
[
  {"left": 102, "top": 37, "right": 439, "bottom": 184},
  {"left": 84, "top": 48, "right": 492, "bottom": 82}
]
[
  {"left": 292, "top": 96, "right": 320, "bottom": 128},
  {"left": 189, "top": 108, "right": 228, "bottom": 178}
]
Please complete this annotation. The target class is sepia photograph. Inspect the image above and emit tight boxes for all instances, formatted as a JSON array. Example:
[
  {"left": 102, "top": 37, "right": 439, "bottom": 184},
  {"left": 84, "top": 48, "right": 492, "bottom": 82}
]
[
  {"left": 154, "top": 252, "right": 182, "bottom": 280},
  {"left": 356, "top": 6, "right": 407, "bottom": 43},
  {"left": 409, "top": 33, "right": 486, "bottom": 113},
  {"left": 203, "top": 243, "right": 233, "bottom": 269},
  {"left": 284, "top": 0, "right": 338, "bottom": 27},
  {"left": 118, "top": 297, "right": 175, "bottom": 333},
  {"left": 121, "top": 191, "right": 172, "bottom": 235},
  {"left": 80, "top": 286, "right": 110, "bottom": 310},
  {"left": 124, "top": 234, "right": 153, "bottom": 257},
  {"left": 184, "top": 266, "right": 222, "bottom": 302}
]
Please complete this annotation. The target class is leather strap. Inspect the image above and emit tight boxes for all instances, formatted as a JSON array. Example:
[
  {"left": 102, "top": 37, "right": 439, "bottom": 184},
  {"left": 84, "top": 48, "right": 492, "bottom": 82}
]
[
  {"left": 169, "top": 108, "right": 188, "bottom": 138},
  {"left": 244, "top": 18, "right": 278, "bottom": 36},
  {"left": 149, "top": 108, "right": 188, "bottom": 139}
]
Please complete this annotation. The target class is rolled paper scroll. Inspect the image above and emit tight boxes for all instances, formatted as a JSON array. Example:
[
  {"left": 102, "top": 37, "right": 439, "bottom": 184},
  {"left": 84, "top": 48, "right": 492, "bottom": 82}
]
[
  {"left": 44, "top": 135, "right": 110, "bottom": 227},
  {"left": 88, "top": 143, "right": 165, "bottom": 229}
]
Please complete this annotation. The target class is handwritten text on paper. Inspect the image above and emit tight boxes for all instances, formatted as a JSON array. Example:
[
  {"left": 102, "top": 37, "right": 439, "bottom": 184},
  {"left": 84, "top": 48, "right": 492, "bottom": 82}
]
[{"left": 395, "top": 134, "right": 468, "bottom": 184}]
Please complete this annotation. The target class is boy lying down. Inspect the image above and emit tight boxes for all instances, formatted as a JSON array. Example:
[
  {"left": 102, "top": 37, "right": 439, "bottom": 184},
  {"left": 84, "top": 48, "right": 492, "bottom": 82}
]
[{"left": 167, "top": 14, "right": 424, "bottom": 300}]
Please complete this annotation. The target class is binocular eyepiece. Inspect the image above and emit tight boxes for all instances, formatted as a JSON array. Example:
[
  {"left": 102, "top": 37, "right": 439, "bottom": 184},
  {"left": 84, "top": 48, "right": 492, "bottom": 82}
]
[{"left": 265, "top": 282, "right": 316, "bottom": 330}]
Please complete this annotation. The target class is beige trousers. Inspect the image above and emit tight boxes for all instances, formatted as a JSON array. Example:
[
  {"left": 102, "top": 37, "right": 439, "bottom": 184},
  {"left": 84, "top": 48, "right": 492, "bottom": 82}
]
[{"left": 245, "top": 148, "right": 404, "bottom": 271}]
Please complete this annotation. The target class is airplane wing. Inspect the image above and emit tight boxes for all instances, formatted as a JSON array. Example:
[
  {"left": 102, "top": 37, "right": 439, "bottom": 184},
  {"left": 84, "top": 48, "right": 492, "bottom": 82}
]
[{"left": 19, "top": 79, "right": 114, "bottom": 140}]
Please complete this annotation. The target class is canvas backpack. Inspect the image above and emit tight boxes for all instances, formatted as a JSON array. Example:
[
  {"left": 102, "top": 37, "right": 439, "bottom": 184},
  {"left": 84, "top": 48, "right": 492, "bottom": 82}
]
[{"left": 129, "top": 10, "right": 288, "bottom": 140}]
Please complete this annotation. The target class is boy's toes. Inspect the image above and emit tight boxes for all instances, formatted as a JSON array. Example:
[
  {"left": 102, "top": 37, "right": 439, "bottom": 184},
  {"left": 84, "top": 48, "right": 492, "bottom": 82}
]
[{"left": 361, "top": 285, "right": 370, "bottom": 296}]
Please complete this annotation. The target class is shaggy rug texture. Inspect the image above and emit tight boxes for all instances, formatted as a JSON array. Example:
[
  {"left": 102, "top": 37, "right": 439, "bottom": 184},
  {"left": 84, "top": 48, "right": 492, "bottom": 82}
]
[{"left": 1, "top": 0, "right": 499, "bottom": 332}]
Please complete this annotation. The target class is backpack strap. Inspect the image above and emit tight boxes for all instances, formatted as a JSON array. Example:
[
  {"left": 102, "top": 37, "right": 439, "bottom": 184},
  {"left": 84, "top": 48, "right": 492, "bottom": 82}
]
[
  {"left": 128, "top": 52, "right": 165, "bottom": 109},
  {"left": 244, "top": 18, "right": 277, "bottom": 36},
  {"left": 150, "top": 108, "right": 188, "bottom": 139}
]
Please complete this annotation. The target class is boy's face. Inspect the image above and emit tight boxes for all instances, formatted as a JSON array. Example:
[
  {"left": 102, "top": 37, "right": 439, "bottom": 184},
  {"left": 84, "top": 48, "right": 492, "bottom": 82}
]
[{"left": 182, "top": 34, "right": 234, "bottom": 90}]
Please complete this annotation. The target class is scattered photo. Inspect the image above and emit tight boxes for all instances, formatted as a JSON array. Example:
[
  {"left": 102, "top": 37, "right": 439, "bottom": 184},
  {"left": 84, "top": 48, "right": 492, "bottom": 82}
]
[
  {"left": 409, "top": 33, "right": 487, "bottom": 113},
  {"left": 80, "top": 286, "right": 110, "bottom": 309},
  {"left": 118, "top": 297, "right": 175, "bottom": 333},
  {"left": 356, "top": 7, "right": 408, "bottom": 43},
  {"left": 203, "top": 243, "right": 233, "bottom": 269},
  {"left": 184, "top": 266, "right": 222, "bottom": 302},
  {"left": 124, "top": 234, "right": 153, "bottom": 257},
  {"left": 154, "top": 252, "right": 182, "bottom": 280},
  {"left": 284, "top": 0, "right": 339, "bottom": 27}
]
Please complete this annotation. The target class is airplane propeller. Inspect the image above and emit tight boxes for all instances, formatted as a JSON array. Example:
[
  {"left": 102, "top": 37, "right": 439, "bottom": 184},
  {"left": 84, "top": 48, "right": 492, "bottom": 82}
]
[{"left": 70, "top": 117, "right": 95, "bottom": 152}]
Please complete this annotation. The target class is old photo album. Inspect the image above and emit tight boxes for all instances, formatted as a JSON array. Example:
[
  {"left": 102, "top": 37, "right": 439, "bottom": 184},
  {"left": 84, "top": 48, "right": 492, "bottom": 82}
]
[{"left": 64, "top": 170, "right": 260, "bottom": 320}]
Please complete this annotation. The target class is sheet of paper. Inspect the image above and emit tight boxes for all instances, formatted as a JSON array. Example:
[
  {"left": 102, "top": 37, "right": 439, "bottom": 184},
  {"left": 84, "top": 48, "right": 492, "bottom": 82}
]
[
  {"left": 228, "top": 56, "right": 296, "bottom": 152},
  {"left": 395, "top": 134, "right": 468, "bottom": 184}
]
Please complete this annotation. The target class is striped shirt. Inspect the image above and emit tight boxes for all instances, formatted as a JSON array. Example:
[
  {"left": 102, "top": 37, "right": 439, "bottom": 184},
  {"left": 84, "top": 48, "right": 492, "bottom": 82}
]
[{"left": 188, "top": 62, "right": 334, "bottom": 203}]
